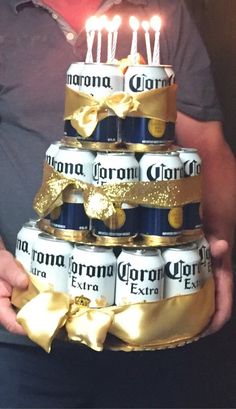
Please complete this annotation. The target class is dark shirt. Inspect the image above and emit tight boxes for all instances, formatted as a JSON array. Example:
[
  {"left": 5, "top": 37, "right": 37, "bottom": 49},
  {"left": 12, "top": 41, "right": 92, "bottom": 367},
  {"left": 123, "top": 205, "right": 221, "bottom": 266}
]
[{"left": 0, "top": 0, "right": 222, "bottom": 344}]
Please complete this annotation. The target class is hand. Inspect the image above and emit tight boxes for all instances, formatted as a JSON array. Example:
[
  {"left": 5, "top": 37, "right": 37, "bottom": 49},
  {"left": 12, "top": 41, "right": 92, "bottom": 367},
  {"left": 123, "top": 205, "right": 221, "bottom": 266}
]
[
  {"left": 202, "top": 236, "right": 234, "bottom": 336},
  {"left": 0, "top": 248, "right": 29, "bottom": 335}
]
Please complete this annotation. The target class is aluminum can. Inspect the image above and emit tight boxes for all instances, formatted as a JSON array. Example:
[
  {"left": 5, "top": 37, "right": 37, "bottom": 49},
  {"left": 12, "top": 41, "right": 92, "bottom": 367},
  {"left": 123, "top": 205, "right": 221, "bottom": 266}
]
[
  {"left": 178, "top": 148, "right": 202, "bottom": 231},
  {"left": 164, "top": 65, "right": 176, "bottom": 85},
  {"left": 64, "top": 62, "right": 124, "bottom": 142},
  {"left": 45, "top": 141, "right": 62, "bottom": 167},
  {"left": 92, "top": 152, "right": 139, "bottom": 238},
  {"left": 51, "top": 146, "right": 95, "bottom": 231},
  {"left": 53, "top": 146, "right": 95, "bottom": 182},
  {"left": 15, "top": 222, "right": 41, "bottom": 272},
  {"left": 122, "top": 65, "right": 175, "bottom": 144},
  {"left": 31, "top": 233, "right": 73, "bottom": 292},
  {"left": 68, "top": 244, "right": 117, "bottom": 307},
  {"left": 115, "top": 248, "right": 164, "bottom": 305},
  {"left": 162, "top": 243, "right": 202, "bottom": 298},
  {"left": 139, "top": 152, "right": 184, "bottom": 237},
  {"left": 197, "top": 236, "right": 212, "bottom": 283}
]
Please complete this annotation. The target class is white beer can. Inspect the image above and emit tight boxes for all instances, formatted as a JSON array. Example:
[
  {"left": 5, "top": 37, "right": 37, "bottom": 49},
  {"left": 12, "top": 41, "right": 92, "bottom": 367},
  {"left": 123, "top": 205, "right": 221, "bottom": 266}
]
[
  {"left": 53, "top": 146, "right": 95, "bottom": 182},
  {"left": 162, "top": 244, "right": 202, "bottom": 298},
  {"left": 115, "top": 248, "right": 165, "bottom": 305},
  {"left": 15, "top": 222, "right": 41, "bottom": 272},
  {"left": 197, "top": 236, "right": 212, "bottom": 283},
  {"left": 45, "top": 141, "right": 62, "bottom": 167},
  {"left": 31, "top": 233, "right": 73, "bottom": 292},
  {"left": 92, "top": 152, "right": 140, "bottom": 238},
  {"left": 68, "top": 245, "right": 117, "bottom": 307}
]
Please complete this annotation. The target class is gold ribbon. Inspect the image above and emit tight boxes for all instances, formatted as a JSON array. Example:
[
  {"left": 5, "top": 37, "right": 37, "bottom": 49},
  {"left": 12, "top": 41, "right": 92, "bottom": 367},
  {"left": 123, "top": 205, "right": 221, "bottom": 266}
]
[
  {"left": 64, "top": 85, "right": 177, "bottom": 138},
  {"left": 33, "top": 163, "right": 202, "bottom": 220},
  {"left": 11, "top": 275, "right": 215, "bottom": 353}
]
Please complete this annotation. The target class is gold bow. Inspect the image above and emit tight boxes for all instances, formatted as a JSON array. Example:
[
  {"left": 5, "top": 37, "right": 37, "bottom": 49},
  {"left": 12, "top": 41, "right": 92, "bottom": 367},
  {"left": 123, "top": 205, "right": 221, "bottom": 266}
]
[
  {"left": 33, "top": 163, "right": 202, "bottom": 220},
  {"left": 64, "top": 85, "right": 177, "bottom": 138},
  {"left": 11, "top": 274, "right": 215, "bottom": 352}
]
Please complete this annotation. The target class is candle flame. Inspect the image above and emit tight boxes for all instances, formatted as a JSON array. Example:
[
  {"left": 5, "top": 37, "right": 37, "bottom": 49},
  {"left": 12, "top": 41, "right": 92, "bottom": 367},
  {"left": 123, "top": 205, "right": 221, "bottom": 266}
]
[
  {"left": 141, "top": 20, "right": 150, "bottom": 32},
  {"left": 113, "top": 15, "right": 121, "bottom": 31},
  {"left": 129, "top": 16, "right": 140, "bottom": 31},
  {"left": 85, "top": 16, "right": 97, "bottom": 32},
  {"left": 97, "top": 15, "right": 107, "bottom": 31},
  {"left": 150, "top": 15, "right": 162, "bottom": 32}
]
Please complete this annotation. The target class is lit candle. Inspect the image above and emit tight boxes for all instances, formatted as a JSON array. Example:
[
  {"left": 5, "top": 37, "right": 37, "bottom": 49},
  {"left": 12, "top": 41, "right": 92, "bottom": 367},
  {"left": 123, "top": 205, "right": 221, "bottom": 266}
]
[
  {"left": 129, "top": 16, "right": 140, "bottom": 64},
  {"left": 106, "top": 19, "right": 113, "bottom": 63},
  {"left": 96, "top": 15, "right": 107, "bottom": 63},
  {"left": 85, "top": 16, "right": 97, "bottom": 63},
  {"left": 150, "top": 15, "right": 162, "bottom": 65},
  {"left": 142, "top": 20, "right": 152, "bottom": 65},
  {"left": 110, "top": 15, "right": 121, "bottom": 63}
]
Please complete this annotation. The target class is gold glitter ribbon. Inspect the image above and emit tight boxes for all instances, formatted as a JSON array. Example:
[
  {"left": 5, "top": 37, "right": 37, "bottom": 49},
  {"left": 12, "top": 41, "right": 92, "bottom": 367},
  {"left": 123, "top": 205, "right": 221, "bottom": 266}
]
[
  {"left": 33, "top": 163, "right": 202, "bottom": 220},
  {"left": 11, "top": 275, "right": 215, "bottom": 352},
  {"left": 64, "top": 85, "right": 177, "bottom": 138}
]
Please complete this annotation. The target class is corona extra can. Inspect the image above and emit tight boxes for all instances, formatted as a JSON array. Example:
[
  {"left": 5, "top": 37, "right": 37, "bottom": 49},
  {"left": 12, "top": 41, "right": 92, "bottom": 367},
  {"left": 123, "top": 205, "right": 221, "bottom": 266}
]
[
  {"left": 51, "top": 146, "right": 95, "bottom": 233},
  {"left": 68, "top": 244, "right": 117, "bottom": 307},
  {"left": 162, "top": 243, "right": 202, "bottom": 298},
  {"left": 31, "top": 233, "right": 73, "bottom": 292},
  {"left": 139, "top": 152, "right": 184, "bottom": 240},
  {"left": 197, "top": 236, "right": 212, "bottom": 283},
  {"left": 15, "top": 222, "right": 41, "bottom": 272},
  {"left": 64, "top": 62, "right": 124, "bottom": 142},
  {"left": 122, "top": 65, "right": 175, "bottom": 145},
  {"left": 178, "top": 148, "right": 202, "bottom": 233},
  {"left": 115, "top": 248, "right": 164, "bottom": 305},
  {"left": 91, "top": 152, "right": 140, "bottom": 240},
  {"left": 45, "top": 141, "right": 62, "bottom": 167}
]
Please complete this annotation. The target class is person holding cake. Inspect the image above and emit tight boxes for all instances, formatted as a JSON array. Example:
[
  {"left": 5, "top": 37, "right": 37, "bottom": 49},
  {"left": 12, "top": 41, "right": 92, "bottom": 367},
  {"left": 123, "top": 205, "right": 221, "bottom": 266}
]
[{"left": 0, "top": 0, "right": 235, "bottom": 407}]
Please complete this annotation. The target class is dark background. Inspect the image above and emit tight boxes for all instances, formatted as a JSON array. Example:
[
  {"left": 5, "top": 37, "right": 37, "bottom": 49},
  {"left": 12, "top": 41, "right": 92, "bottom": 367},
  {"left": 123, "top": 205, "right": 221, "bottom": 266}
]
[{"left": 185, "top": 0, "right": 236, "bottom": 154}]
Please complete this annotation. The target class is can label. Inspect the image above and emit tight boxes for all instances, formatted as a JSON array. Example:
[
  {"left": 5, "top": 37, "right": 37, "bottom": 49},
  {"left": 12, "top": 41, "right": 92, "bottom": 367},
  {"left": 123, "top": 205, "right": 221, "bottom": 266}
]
[
  {"left": 178, "top": 148, "right": 202, "bottom": 230},
  {"left": 139, "top": 152, "right": 184, "bottom": 237},
  {"left": 45, "top": 141, "right": 62, "bottom": 167},
  {"left": 15, "top": 223, "right": 41, "bottom": 272},
  {"left": 197, "top": 237, "right": 212, "bottom": 282},
  {"left": 115, "top": 249, "right": 164, "bottom": 304},
  {"left": 31, "top": 234, "right": 73, "bottom": 292},
  {"left": 92, "top": 153, "right": 139, "bottom": 237},
  {"left": 162, "top": 245, "right": 202, "bottom": 297},
  {"left": 122, "top": 65, "right": 175, "bottom": 144},
  {"left": 64, "top": 63, "right": 123, "bottom": 142},
  {"left": 68, "top": 245, "right": 117, "bottom": 307}
]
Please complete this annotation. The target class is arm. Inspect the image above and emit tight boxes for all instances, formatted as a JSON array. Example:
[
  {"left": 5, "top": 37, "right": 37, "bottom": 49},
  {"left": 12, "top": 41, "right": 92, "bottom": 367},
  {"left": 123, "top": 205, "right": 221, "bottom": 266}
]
[
  {"left": 0, "top": 236, "right": 29, "bottom": 335},
  {"left": 176, "top": 111, "right": 236, "bottom": 334}
]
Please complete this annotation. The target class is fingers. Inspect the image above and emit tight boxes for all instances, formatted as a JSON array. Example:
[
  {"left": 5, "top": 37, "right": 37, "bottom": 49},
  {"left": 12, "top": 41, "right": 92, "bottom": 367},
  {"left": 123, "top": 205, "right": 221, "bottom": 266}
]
[
  {"left": 0, "top": 250, "right": 29, "bottom": 289},
  {"left": 202, "top": 258, "right": 234, "bottom": 336},
  {"left": 0, "top": 250, "right": 29, "bottom": 335},
  {"left": 0, "top": 297, "right": 26, "bottom": 335}
]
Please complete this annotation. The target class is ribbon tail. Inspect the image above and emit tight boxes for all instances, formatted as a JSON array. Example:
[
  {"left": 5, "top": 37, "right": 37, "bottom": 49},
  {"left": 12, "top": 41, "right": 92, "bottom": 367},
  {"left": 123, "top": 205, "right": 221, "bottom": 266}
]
[
  {"left": 17, "top": 292, "right": 70, "bottom": 353},
  {"left": 66, "top": 308, "right": 114, "bottom": 351}
]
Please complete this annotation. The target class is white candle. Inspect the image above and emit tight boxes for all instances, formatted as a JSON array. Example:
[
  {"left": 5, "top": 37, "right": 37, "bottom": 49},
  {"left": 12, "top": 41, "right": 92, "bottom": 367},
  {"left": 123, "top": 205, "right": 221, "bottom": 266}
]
[
  {"left": 129, "top": 16, "right": 140, "bottom": 65},
  {"left": 85, "top": 16, "right": 97, "bottom": 63},
  {"left": 142, "top": 20, "right": 152, "bottom": 65},
  {"left": 110, "top": 15, "right": 121, "bottom": 63},
  {"left": 106, "top": 20, "right": 113, "bottom": 63},
  {"left": 96, "top": 15, "right": 107, "bottom": 64},
  {"left": 150, "top": 15, "right": 162, "bottom": 65}
]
